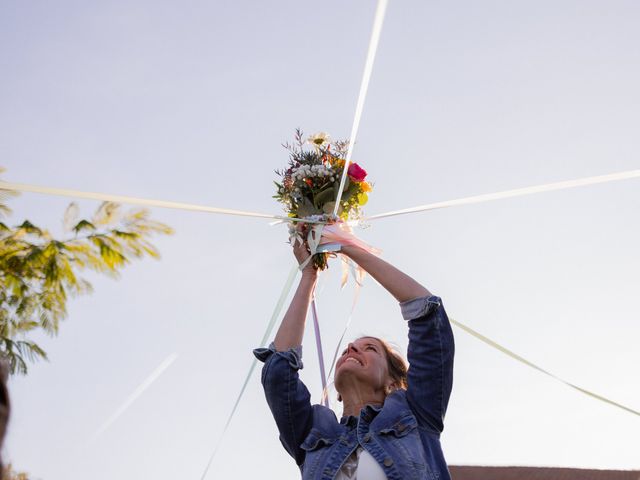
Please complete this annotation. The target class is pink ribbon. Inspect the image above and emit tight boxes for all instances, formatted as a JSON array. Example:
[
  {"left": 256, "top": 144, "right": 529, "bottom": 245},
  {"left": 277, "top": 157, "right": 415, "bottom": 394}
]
[{"left": 318, "top": 222, "right": 381, "bottom": 288}]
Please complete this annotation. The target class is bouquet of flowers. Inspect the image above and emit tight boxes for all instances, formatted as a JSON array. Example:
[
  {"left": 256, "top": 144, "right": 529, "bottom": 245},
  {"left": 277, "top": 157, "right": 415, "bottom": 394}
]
[{"left": 274, "top": 129, "right": 373, "bottom": 270}]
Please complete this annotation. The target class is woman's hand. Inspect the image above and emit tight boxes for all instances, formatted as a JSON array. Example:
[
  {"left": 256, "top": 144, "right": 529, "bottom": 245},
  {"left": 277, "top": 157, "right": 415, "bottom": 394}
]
[{"left": 292, "top": 226, "right": 317, "bottom": 277}]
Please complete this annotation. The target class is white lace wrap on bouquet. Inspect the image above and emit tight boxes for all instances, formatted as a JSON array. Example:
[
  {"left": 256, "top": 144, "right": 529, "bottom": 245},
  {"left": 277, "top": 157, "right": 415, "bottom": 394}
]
[{"left": 289, "top": 218, "right": 381, "bottom": 287}]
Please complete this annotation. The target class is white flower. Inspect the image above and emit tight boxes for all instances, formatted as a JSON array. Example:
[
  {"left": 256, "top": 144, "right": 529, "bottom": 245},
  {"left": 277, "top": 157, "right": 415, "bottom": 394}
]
[{"left": 307, "top": 132, "right": 331, "bottom": 148}]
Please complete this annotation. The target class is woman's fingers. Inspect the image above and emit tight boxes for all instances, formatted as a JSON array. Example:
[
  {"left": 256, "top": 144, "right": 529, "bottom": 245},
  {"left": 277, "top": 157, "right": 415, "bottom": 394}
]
[
  {"left": 293, "top": 238, "right": 310, "bottom": 264},
  {"left": 289, "top": 221, "right": 320, "bottom": 274},
  {"left": 292, "top": 226, "right": 319, "bottom": 273}
]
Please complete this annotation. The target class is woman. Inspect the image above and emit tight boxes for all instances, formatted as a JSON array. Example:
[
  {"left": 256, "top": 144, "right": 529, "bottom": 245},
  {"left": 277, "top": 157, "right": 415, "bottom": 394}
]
[{"left": 254, "top": 239, "right": 455, "bottom": 480}]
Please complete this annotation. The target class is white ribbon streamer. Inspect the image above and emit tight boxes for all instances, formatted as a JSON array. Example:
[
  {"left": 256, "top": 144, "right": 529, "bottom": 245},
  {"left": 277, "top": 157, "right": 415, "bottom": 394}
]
[
  {"left": 450, "top": 318, "right": 640, "bottom": 417},
  {"left": 0, "top": 180, "right": 296, "bottom": 221},
  {"left": 365, "top": 169, "right": 640, "bottom": 221},
  {"left": 333, "top": 0, "right": 389, "bottom": 216},
  {"left": 199, "top": 264, "right": 299, "bottom": 480},
  {"left": 90, "top": 352, "right": 179, "bottom": 442},
  {"left": 8, "top": 168, "right": 638, "bottom": 227},
  {"left": 321, "top": 285, "right": 362, "bottom": 405}
]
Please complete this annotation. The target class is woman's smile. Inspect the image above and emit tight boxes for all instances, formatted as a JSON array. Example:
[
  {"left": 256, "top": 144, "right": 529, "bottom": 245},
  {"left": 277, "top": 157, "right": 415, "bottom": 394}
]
[{"left": 344, "top": 356, "right": 363, "bottom": 366}]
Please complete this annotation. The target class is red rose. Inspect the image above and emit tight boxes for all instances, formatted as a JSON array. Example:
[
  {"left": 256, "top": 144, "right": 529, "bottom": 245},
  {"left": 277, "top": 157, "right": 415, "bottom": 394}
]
[{"left": 347, "top": 163, "right": 367, "bottom": 182}]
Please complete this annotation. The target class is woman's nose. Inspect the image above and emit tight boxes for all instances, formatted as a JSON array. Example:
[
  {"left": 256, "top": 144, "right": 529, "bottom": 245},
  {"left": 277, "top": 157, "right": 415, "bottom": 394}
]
[{"left": 347, "top": 343, "right": 359, "bottom": 353}]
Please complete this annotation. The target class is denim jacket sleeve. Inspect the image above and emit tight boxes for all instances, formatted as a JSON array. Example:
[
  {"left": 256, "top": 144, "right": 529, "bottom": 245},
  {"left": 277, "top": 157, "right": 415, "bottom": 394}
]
[
  {"left": 253, "top": 343, "right": 313, "bottom": 466},
  {"left": 400, "top": 295, "right": 455, "bottom": 434}
]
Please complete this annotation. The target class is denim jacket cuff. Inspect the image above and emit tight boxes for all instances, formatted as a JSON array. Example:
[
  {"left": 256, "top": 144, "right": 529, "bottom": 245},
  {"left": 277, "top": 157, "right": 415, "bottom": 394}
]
[
  {"left": 399, "top": 295, "right": 442, "bottom": 321},
  {"left": 252, "top": 342, "right": 304, "bottom": 370}
]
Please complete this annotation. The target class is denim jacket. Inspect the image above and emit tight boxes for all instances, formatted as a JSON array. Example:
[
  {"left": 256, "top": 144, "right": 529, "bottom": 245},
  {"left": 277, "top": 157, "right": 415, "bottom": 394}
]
[{"left": 253, "top": 295, "right": 455, "bottom": 480}]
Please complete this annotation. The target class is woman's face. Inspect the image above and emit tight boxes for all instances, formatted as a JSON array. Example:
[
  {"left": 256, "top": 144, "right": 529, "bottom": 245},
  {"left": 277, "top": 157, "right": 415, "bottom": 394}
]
[{"left": 334, "top": 337, "right": 391, "bottom": 392}]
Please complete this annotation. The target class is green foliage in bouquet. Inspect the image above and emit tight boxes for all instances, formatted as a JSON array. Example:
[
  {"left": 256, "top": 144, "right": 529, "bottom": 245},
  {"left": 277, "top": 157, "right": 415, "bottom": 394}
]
[{"left": 274, "top": 129, "right": 372, "bottom": 269}]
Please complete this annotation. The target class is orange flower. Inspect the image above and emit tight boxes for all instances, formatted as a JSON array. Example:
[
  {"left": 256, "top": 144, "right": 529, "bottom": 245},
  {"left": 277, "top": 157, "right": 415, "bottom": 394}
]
[
  {"left": 305, "top": 178, "right": 313, "bottom": 187},
  {"left": 361, "top": 181, "right": 372, "bottom": 192}
]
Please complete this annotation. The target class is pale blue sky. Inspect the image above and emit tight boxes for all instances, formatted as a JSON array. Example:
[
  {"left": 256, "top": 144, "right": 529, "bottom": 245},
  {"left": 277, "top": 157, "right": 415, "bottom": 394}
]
[{"left": 2, "top": 1, "right": 639, "bottom": 479}]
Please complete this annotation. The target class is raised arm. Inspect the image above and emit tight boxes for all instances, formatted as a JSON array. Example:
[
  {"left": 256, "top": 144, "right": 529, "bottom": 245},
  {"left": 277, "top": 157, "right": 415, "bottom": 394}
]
[
  {"left": 341, "top": 245, "right": 454, "bottom": 433},
  {"left": 254, "top": 239, "right": 317, "bottom": 466},
  {"left": 341, "top": 244, "right": 431, "bottom": 302},
  {"left": 273, "top": 240, "right": 318, "bottom": 351}
]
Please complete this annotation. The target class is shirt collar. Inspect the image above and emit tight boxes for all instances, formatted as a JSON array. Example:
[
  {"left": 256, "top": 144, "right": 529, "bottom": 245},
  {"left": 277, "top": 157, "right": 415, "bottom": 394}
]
[{"left": 340, "top": 402, "right": 384, "bottom": 426}]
